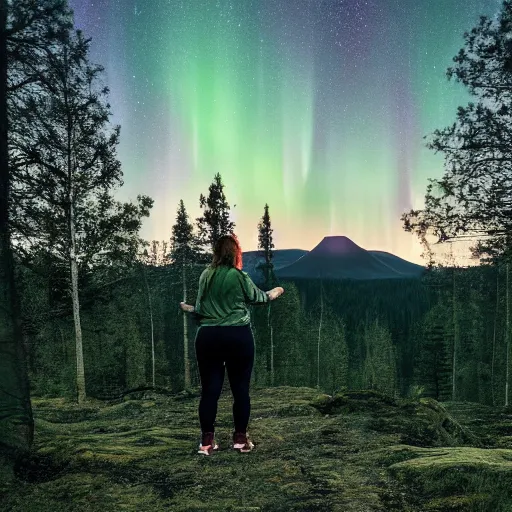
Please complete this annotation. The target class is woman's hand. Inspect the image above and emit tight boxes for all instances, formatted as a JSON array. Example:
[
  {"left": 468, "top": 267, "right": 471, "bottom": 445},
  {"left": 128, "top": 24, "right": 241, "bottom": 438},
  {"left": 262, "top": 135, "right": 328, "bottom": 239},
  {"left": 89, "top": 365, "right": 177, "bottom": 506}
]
[
  {"left": 180, "top": 302, "right": 195, "bottom": 313},
  {"left": 266, "top": 287, "right": 284, "bottom": 301}
]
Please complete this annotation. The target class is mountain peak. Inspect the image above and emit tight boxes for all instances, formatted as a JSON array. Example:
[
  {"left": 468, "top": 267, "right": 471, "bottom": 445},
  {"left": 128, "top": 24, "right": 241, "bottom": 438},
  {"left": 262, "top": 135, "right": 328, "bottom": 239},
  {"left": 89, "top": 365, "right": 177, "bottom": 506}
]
[
  {"left": 312, "top": 236, "right": 364, "bottom": 255},
  {"left": 273, "top": 236, "right": 425, "bottom": 281}
]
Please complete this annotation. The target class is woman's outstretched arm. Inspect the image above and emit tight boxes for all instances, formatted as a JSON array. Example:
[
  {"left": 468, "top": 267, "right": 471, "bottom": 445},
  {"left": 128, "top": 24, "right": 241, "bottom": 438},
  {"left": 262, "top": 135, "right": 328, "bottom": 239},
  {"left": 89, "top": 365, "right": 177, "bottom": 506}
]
[
  {"left": 266, "top": 286, "right": 284, "bottom": 300},
  {"left": 238, "top": 271, "right": 284, "bottom": 304},
  {"left": 180, "top": 302, "right": 195, "bottom": 313}
]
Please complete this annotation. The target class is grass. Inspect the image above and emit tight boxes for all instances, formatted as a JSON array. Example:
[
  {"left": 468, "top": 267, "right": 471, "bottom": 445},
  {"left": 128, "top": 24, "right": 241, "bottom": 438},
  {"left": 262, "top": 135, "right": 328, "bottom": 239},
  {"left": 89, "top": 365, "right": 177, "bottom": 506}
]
[{"left": 1, "top": 387, "right": 512, "bottom": 511}]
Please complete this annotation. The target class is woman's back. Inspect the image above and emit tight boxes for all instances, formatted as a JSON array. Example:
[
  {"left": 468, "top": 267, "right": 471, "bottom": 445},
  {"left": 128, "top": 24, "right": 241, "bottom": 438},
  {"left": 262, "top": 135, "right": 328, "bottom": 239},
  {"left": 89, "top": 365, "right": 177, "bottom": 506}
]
[{"left": 195, "top": 265, "right": 269, "bottom": 327}]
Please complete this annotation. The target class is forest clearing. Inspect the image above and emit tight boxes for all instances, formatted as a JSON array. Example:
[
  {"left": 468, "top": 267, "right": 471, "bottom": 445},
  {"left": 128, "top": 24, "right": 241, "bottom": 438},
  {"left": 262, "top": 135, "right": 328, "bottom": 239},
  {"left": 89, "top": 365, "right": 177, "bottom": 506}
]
[{"left": 2, "top": 387, "right": 511, "bottom": 511}]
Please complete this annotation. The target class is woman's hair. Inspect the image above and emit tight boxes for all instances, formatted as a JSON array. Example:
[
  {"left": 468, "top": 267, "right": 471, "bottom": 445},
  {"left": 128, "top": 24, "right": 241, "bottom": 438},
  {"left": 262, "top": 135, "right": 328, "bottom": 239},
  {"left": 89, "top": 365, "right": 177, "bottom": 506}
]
[{"left": 211, "top": 234, "right": 243, "bottom": 270}]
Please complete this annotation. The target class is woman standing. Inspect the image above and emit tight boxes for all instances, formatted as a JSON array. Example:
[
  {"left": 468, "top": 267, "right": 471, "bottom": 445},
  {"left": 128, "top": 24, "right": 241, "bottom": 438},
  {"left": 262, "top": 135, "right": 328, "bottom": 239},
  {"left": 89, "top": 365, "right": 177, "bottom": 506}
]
[{"left": 180, "top": 234, "right": 284, "bottom": 455}]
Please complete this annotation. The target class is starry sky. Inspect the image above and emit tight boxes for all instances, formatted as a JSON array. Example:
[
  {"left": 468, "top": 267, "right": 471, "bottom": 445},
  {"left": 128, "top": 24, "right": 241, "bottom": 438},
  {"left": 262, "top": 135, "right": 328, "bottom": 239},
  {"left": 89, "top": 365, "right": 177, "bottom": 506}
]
[{"left": 69, "top": 0, "right": 501, "bottom": 264}]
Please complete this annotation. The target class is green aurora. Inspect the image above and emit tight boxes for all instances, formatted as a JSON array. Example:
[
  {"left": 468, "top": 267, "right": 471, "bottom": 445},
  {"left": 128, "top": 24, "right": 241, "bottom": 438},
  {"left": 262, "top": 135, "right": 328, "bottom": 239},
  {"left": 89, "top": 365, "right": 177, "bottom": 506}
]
[{"left": 70, "top": 0, "right": 501, "bottom": 262}]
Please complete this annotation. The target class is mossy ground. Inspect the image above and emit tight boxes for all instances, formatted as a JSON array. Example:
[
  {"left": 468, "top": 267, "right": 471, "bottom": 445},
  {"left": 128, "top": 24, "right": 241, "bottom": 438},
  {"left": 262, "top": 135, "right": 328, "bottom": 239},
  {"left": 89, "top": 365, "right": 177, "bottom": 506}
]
[{"left": 1, "top": 387, "right": 511, "bottom": 511}]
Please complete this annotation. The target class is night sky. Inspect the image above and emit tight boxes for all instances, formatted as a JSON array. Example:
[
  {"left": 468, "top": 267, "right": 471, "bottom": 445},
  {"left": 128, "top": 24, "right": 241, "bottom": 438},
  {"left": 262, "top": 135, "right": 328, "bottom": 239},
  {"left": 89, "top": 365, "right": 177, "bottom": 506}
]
[{"left": 69, "top": 0, "right": 501, "bottom": 263}]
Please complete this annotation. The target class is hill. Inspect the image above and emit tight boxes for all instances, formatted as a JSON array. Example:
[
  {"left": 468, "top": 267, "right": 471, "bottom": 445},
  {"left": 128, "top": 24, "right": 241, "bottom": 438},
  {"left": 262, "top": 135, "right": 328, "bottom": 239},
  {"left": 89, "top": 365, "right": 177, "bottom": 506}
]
[
  {"left": 242, "top": 249, "right": 308, "bottom": 281},
  {"left": 2, "top": 387, "right": 511, "bottom": 511},
  {"left": 276, "top": 236, "right": 424, "bottom": 281},
  {"left": 369, "top": 250, "right": 426, "bottom": 276}
]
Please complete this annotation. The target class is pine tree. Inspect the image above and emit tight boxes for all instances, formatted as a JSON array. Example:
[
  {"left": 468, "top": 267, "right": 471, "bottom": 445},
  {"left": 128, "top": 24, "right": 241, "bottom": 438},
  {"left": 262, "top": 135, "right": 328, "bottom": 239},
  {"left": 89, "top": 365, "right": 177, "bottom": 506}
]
[
  {"left": 362, "top": 319, "right": 397, "bottom": 397},
  {"left": 320, "top": 300, "right": 349, "bottom": 395},
  {"left": 9, "top": 28, "right": 152, "bottom": 403},
  {"left": 450, "top": 250, "right": 460, "bottom": 402},
  {"left": 257, "top": 203, "right": 276, "bottom": 289},
  {"left": 506, "top": 261, "right": 510, "bottom": 406},
  {"left": 317, "top": 282, "right": 324, "bottom": 389},
  {"left": 137, "top": 240, "right": 169, "bottom": 390},
  {"left": 255, "top": 203, "right": 280, "bottom": 386},
  {"left": 171, "top": 200, "right": 199, "bottom": 265},
  {"left": 402, "top": 2, "right": 512, "bottom": 262},
  {"left": 140, "top": 246, "right": 156, "bottom": 388},
  {"left": 170, "top": 200, "right": 199, "bottom": 389},
  {"left": 195, "top": 173, "right": 235, "bottom": 258},
  {"left": 415, "top": 304, "right": 452, "bottom": 401},
  {"left": 268, "top": 282, "right": 303, "bottom": 386}
]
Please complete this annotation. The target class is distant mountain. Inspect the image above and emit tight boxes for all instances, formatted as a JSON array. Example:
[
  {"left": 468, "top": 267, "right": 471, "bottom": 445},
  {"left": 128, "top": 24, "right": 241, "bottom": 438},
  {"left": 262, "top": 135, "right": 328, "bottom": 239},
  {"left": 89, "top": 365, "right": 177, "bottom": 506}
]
[
  {"left": 242, "top": 249, "right": 308, "bottom": 281},
  {"left": 274, "top": 236, "right": 424, "bottom": 281}
]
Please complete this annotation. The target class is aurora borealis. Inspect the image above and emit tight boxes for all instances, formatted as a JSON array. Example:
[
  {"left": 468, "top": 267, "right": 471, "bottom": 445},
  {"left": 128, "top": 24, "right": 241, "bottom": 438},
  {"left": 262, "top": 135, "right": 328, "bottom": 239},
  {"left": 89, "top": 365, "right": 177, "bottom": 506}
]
[{"left": 69, "top": 0, "right": 501, "bottom": 263}]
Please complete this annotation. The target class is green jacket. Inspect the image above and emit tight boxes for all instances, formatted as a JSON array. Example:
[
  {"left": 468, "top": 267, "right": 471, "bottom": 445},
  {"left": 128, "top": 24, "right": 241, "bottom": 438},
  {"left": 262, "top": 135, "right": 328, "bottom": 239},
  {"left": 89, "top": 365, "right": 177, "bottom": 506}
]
[{"left": 194, "top": 265, "right": 269, "bottom": 327}]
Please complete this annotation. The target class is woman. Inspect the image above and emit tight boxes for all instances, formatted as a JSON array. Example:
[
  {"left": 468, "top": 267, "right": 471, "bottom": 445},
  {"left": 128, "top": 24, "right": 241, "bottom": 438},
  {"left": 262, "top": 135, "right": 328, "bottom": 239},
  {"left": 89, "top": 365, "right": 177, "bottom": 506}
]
[{"left": 180, "top": 234, "right": 284, "bottom": 455}]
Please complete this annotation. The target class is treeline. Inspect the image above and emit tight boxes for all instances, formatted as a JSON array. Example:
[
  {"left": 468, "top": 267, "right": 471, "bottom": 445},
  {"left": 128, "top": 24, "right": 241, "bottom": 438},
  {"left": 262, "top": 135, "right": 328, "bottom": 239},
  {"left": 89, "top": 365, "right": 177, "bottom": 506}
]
[
  {"left": 16, "top": 159, "right": 281, "bottom": 400},
  {"left": 22, "top": 243, "right": 512, "bottom": 411}
]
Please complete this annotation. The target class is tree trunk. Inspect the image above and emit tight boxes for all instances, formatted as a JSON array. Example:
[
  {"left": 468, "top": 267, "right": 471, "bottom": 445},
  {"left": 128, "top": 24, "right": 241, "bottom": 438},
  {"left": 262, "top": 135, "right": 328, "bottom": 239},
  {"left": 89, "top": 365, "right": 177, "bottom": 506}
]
[
  {"left": 150, "top": 295, "right": 155, "bottom": 388},
  {"left": 65, "top": 48, "right": 85, "bottom": 404},
  {"left": 183, "top": 263, "right": 190, "bottom": 388},
  {"left": 69, "top": 199, "right": 85, "bottom": 404},
  {"left": 506, "top": 262, "right": 510, "bottom": 407},
  {"left": 270, "top": 325, "right": 274, "bottom": 387},
  {"left": 317, "top": 282, "right": 323, "bottom": 389},
  {"left": 0, "top": 0, "right": 33, "bottom": 457},
  {"left": 492, "top": 268, "right": 498, "bottom": 407},
  {"left": 451, "top": 267, "right": 457, "bottom": 401},
  {"left": 268, "top": 303, "right": 274, "bottom": 386},
  {"left": 142, "top": 264, "right": 155, "bottom": 387}
]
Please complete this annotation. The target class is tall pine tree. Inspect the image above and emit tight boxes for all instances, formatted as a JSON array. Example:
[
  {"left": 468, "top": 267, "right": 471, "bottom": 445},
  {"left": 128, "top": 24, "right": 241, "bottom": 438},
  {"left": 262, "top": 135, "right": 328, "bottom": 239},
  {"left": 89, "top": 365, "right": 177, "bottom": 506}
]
[
  {"left": 402, "top": 1, "right": 512, "bottom": 262},
  {"left": 414, "top": 303, "right": 452, "bottom": 401},
  {"left": 257, "top": 203, "right": 276, "bottom": 289},
  {"left": 170, "top": 200, "right": 199, "bottom": 388},
  {"left": 171, "top": 200, "right": 199, "bottom": 265},
  {"left": 196, "top": 173, "right": 235, "bottom": 259},
  {"left": 362, "top": 319, "right": 397, "bottom": 397}
]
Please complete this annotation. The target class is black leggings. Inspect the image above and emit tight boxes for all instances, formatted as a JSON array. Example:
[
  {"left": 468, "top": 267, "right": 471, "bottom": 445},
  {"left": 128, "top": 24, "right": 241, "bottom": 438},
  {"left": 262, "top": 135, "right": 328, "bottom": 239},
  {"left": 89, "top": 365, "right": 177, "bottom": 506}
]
[{"left": 195, "top": 324, "right": 254, "bottom": 434}]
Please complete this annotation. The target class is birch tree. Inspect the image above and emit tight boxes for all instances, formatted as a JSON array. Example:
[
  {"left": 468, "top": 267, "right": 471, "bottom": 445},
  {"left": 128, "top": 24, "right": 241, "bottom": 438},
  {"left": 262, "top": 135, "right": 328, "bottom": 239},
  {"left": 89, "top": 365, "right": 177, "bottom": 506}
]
[{"left": 9, "top": 28, "right": 152, "bottom": 403}]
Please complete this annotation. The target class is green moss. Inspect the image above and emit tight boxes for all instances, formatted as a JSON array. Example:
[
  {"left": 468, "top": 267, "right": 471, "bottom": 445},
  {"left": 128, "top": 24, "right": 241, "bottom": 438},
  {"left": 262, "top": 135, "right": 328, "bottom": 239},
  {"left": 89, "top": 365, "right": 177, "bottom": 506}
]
[
  {"left": 382, "top": 445, "right": 512, "bottom": 511},
  {"left": 2, "top": 388, "right": 512, "bottom": 511},
  {"left": 424, "top": 493, "right": 492, "bottom": 511},
  {"left": 3, "top": 472, "right": 167, "bottom": 512}
]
